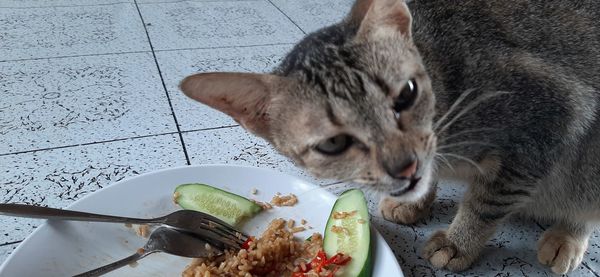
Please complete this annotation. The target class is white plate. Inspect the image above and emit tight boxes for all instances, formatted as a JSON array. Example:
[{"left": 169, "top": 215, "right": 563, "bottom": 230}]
[{"left": 0, "top": 165, "right": 402, "bottom": 276}]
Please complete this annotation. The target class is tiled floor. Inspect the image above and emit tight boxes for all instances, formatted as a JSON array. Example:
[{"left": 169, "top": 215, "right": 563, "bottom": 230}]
[{"left": 0, "top": 0, "right": 597, "bottom": 276}]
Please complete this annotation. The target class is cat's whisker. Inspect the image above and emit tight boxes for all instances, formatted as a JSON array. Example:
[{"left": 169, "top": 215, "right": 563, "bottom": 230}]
[
  {"left": 438, "top": 127, "right": 499, "bottom": 144},
  {"left": 434, "top": 153, "right": 455, "bottom": 172},
  {"left": 433, "top": 88, "right": 476, "bottom": 130},
  {"left": 437, "top": 140, "right": 499, "bottom": 151},
  {"left": 438, "top": 152, "right": 484, "bottom": 174},
  {"left": 318, "top": 181, "right": 351, "bottom": 189},
  {"left": 436, "top": 91, "right": 512, "bottom": 136}
]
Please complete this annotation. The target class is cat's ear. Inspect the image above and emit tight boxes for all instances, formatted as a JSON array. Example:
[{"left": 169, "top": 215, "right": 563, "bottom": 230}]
[
  {"left": 179, "top": 72, "right": 285, "bottom": 139},
  {"left": 348, "top": 0, "right": 412, "bottom": 39}
]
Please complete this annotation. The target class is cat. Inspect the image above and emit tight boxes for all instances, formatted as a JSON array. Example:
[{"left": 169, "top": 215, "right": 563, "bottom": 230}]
[{"left": 179, "top": 0, "right": 600, "bottom": 274}]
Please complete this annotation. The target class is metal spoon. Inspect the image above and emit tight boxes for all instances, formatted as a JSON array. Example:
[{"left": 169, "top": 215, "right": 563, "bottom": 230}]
[{"left": 73, "top": 226, "right": 222, "bottom": 277}]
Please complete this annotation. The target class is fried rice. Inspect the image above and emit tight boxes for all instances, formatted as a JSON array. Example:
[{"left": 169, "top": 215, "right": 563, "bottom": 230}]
[{"left": 182, "top": 218, "right": 343, "bottom": 277}]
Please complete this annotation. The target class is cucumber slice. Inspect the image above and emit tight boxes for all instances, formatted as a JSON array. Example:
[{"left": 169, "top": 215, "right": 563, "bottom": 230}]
[
  {"left": 174, "top": 183, "right": 262, "bottom": 226},
  {"left": 324, "top": 189, "right": 372, "bottom": 277}
]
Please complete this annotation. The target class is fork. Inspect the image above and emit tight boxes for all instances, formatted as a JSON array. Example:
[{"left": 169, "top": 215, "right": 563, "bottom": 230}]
[
  {"left": 74, "top": 226, "right": 223, "bottom": 277},
  {"left": 0, "top": 204, "right": 248, "bottom": 250}
]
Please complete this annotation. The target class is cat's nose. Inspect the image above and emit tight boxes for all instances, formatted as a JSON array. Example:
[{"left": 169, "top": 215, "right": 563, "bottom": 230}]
[{"left": 385, "top": 156, "right": 418, "bottom": 179}]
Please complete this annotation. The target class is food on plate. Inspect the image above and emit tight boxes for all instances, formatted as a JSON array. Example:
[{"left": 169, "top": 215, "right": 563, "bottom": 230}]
[
  {"left": 174, "top": 183, "right": 263, "bottom": 226},
  {"left": 252, "top": 199, "right": 273, "bottom": 210},
  {"left": 271, "top": 192, "right": 299, "bottom": 206},
  {"left": 183, "top": 218, "right": 329, "bottom": 276},
  {"left": 323, "top": 189, "right": 372, "bottom": 277},
  {"left": 175, "top": 184, "right": 371, "bottom": 277},
  {"left": 135, "top": 224, "right": 151, "bottom": 238}
]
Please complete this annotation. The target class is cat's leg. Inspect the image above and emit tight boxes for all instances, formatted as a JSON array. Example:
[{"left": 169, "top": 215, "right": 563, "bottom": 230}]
[
  {"left": 379, "top": 181, "right": 437, "bottom": 224},
  {"left": 537, "top": 221, "right": 594, "bottom": 274},
  {"left": 421, "top": 182, "right": 516, "bottom": 271}
]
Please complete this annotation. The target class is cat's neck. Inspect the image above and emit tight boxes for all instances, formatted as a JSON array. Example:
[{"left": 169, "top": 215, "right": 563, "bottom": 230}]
[
  {"left": 411, "top": 32, "right": 450, "bottom": 130},
  {"left": 409, "top": 2, "right": 466, "bottom": 136}
]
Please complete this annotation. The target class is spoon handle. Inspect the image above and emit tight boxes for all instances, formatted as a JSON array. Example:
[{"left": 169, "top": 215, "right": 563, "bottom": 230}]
[
  {"left": 72, "top": 251, "right": 147, "bottom": 277},
  {"left": 0, "top": 204, "right": 156, "bottom": 224}
]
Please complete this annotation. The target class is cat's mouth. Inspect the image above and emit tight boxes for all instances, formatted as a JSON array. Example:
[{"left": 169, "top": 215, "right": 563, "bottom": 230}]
[{"left": 389, "top": 176, "right": 422, "bottom": 196}]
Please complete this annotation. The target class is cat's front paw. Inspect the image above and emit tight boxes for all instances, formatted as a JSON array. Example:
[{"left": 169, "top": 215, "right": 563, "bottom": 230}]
[
  {"left": 379, "top": 196, "right": 431, "bottom": 225},
  {"left": 422, "top": 230, "right": 477, "bottom": 272},
  {"left": 538, "top": 229, "right": 588, "bottom": 274}
]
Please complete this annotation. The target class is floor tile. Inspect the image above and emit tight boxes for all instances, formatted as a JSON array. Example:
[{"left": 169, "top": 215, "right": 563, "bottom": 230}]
[
  {"left": 0, "top": 1, "right": 132, "bottom": 8},
  {"left": 183, "top": 126, "right": 328, "bottom": 185},
  {"left": 155, "top": 44, "right": 292, "bottom": 131},
  {"left": 0, "top": 243, "right": 18, "bottom": 265},
  {"left": 269, "top": 0, "right": 354, "bottom": 33},
  {"left": 0, "top": 4, "right": 149, "bottom": 60},
  {"left": 0, "top": 53, "right": 176, "bottom": 154},
  {"left": 584, "top": 231, "right": 599, "bottom": 274},
  {"left": 0, "top": 134, "right": 186, "bottom": 245},
  {"left": 137, "top": 0, "right": 244, "bottom": 3},
  {"left": 138, "top": 0, "right": 304, "bottom": 50}
]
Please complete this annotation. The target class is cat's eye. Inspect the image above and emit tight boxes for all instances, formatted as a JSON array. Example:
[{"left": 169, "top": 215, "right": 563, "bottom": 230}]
[
  {"left": 393, "top": 79, "right": 418, "bottom": 114},
  {"left": 315, "top": 135, "right": 354, "bottom": 155}
]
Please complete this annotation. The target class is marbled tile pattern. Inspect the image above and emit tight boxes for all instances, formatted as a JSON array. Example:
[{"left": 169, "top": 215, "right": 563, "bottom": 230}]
[
  {"left": 183, "top": 126, "right": 328, "bottom": 185},
  {"left": 0, "top": 134, "right": 186, "bottom": 245},
  {"left": 269, "top": 0, "right": 354, "bottom": 33},
  {"left": 136, "top": 0, "right": 245, "bottom": 3},
  {"left": 0, "top": 0, "right": 132, "bottom": 8},
  {"left": 0, "top": 53, "right": 175, "bottom": 154},
  {"left": 588, "top": 232, "right": 600, "bottom": 273},
  {"left": 0, "top": 4, "right": 148, "bottom": 60},
  {"left": 138, "top": 1, "right": 304, "bottom": 50},
  {"left": 1, "top": 0, "right": 598, "bottom": 276},
  {"left": 0, "top": 244, "right": 17, "bottom": 263},
  {"left": 155, "top": 45, "right": 292, "bottom": 131},
  {"left": 367, "top": 183, "right": 599, "bottom": 277}
]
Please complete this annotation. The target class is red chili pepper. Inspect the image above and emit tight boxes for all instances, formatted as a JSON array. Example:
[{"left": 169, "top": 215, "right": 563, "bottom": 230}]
[
  {"left": 326, "top": 253, "right": 352, "bottom": 266},
  {"left": 313, "top": 250, "right": 328, "bottom": 273},
  {"left": 241, "top": 236, "right": 254, "bottom": 250},
  {"left": 293, "top": 250, "right": 351, "bottom": 276}
]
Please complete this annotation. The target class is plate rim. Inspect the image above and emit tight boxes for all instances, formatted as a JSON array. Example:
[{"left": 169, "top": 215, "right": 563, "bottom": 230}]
[{"left": 0, "top": 164, "right": 402, "bottom": 275}]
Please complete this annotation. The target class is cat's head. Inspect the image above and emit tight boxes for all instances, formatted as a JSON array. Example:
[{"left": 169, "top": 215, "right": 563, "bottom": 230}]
[{"left": 180, "top": 0, "right": 436, "bottom": 202}]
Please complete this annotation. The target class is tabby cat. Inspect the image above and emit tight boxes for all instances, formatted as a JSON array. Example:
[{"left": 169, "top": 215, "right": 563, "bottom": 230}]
[{"left": 179, "top": 0, "right": 600, "bottom": 273}]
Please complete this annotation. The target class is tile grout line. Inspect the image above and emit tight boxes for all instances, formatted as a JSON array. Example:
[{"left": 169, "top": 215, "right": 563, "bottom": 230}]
[
  {"left": 534, "top": 221, "right": 546, "bottom": 231},
  {"left": 0, "top": 2, "right": 132, "bottom": 9},
  {"left": 583, "top": 262, "right": 600, "bottom": 277},
  {"left": 181, "top": 124, "right": 240, "bottom": 134},
  {"left": 155, "top": 42, "right": 295, "bottom": 53},
  {"left": 0, "top": 50, "right": 151, "bottom": 64},
  {"left": 133, "top": 0, "right": 191, "bottom": 165},
  {"left": 139, "top": 0, "right": 260, "bottom": 5},
  {"left": 0, "top": 43, "right": 294, "bottom": 64},
  {"left": 0, "top": 240, "right": 22, "bottom": 247},
  {"left": 0, "top": 131, "right": 178, "bottom": 157},
  {"left": 0, "top": 125, "right": 239, "bottom": 157},
  {"left": 0, "top": 0, "right": 260, "bottom": 9},
  {"left": 0, "top": 0, "right": 263, "bottom": 9},
  {"left": 265, "top": 0, "right": 307, "bottom": 35}
]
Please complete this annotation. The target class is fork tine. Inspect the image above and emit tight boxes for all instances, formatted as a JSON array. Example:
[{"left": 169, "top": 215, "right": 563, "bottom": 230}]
[
  {"left": 191, "top": 212, "right": 249, "bottom": 242},
  {"left": 197, "top": 212, "right": 248, "bottom": 238},
  {"left": 193, "top": 220, "right": 245, "bottom": 248},
  {"left": 176, "top": 226, "right": 240, "bottom": 250},
  {"left": 201, "top": 220, "right": 247, "bottom": 246},
  {"left": 165, "top": 210, "right": 249, "bottom": 249}
]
